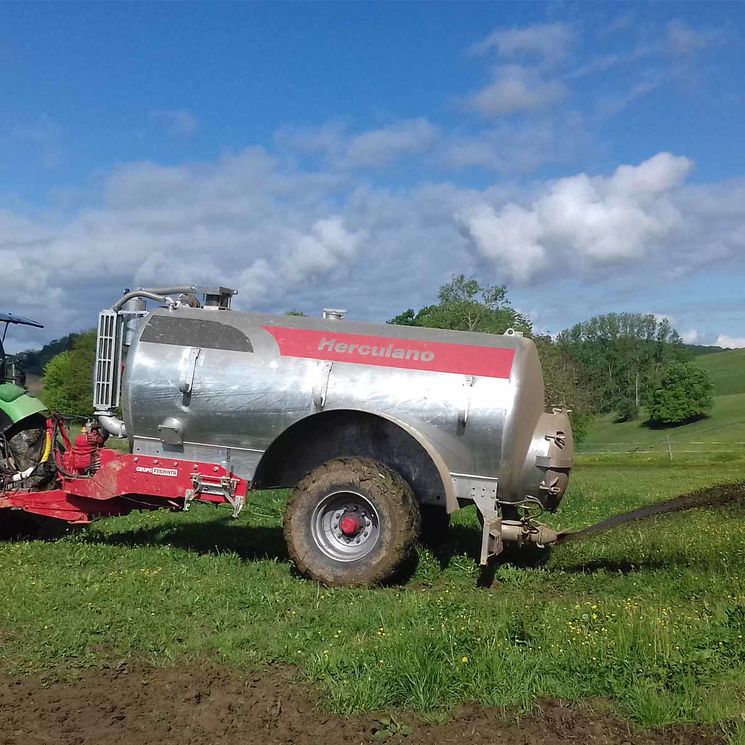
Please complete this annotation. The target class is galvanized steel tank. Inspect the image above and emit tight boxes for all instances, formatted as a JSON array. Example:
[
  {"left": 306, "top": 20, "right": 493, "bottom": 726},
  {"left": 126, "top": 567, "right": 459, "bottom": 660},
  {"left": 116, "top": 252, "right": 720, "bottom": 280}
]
[{"left": 118, "top": 302, "right": 573, "bottom": 514}]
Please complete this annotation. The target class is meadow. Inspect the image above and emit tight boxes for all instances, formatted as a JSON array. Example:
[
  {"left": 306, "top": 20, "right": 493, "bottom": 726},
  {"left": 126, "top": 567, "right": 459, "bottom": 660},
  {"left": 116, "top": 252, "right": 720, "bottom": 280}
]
[
  {"left": 580, "top": 347, "right": 745, "bottom": 454},
  {"left": 0, "top": 450, "right": 742, "bottom": 741}
]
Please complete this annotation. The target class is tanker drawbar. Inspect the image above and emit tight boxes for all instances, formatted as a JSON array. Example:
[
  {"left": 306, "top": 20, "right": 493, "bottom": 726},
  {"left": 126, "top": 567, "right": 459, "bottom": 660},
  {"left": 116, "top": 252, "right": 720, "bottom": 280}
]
[{"left": 2, "top": 284, "right": 575, "bottom": 586}]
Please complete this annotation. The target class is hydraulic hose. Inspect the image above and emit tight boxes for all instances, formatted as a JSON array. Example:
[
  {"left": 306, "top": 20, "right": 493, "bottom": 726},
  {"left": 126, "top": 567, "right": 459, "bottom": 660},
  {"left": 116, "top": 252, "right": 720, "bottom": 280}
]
[
  {"left": 112, "top": 286, "right": 197, "bottom": 312},
  {"left": 40, "top": 428, "right": 52, "bottom": 463}
]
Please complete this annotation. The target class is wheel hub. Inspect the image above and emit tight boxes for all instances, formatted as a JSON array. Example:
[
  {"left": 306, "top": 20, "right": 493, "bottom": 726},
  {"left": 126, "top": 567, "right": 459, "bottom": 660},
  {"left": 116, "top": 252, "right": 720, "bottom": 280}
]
[
  {"left": 310, "top": 490, "right": 381, "bottom": 562},
  {"left": 339, "top": 512, "right": 364, "bottom": 536}
]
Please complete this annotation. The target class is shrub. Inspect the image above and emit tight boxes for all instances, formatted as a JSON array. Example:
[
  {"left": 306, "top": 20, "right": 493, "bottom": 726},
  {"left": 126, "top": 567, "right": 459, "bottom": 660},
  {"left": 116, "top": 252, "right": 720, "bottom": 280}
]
[
  {"left": 615, "top": 398, "right": 639, "bottom": 423},
  {"left": 42, "top": 331, "right": 96, "bottom": 416},
  {"left": 648, "top": 363, "right": 714, "bottom": 426}
]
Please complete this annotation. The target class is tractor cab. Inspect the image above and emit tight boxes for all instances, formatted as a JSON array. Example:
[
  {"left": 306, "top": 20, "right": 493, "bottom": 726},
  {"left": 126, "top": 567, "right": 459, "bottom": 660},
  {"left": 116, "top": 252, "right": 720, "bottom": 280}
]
[{"left": 0, "top": 313, "right": 44, "bottom": 390}]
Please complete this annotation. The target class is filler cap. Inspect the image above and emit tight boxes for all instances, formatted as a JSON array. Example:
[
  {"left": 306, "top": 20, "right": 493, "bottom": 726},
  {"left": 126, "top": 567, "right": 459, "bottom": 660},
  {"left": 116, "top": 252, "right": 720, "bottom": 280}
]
[{"left": 323, "top": 308, "right": 347, "bottom": 320}]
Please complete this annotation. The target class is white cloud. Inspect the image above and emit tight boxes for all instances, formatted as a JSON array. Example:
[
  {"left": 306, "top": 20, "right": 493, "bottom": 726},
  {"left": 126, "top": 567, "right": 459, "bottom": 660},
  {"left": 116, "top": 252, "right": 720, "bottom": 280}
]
[
  {"left": 275, "top": 121, "right": 347, "bottom": 156},
  {"left": 273, "top": 119, "right": 438, "bottom": 170},
  {"left": 0, "top": 148, "right": 370, "bottom": 339},
  {"left": 471, "top": 23, "right": 575, "bottom": 65},
  {"left": 3, "top": 146, "right": 745, "bottom": 351},
  {"left": 715, "top": 335, "right": 745, "bottom": 349},
  {"left": 278, "top": 116, "right": 580, "bottom": 175},
  {"left": 239, "top": 216, "right": 366, "bottom": 299},
  {"left": 464, "top": 24, "right": 575, "bottom": 121},
  {"left": 680, "top": 329, "right": 700, "bottom": 344},
  {"left": 152, "top": 109, "right": 200, "bottom": 139},
  {"left": 457, "top": 153, "right": 692, "bottom": 281},
  {"left": 343, "top": 119, "right": 438, "bottom": 168},
  {"left": 456, "top": 203, "right": 545, "bottom": 282},
  {"left": 465, "top": 65, "right": 566, "bottom": 117}
]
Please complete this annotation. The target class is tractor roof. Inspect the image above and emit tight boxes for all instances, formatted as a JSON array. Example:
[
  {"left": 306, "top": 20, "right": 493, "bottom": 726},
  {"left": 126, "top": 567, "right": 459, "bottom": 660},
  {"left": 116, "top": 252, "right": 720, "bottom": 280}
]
[{"left": 0, "top": 313, "right": 44, "bottom": 328}]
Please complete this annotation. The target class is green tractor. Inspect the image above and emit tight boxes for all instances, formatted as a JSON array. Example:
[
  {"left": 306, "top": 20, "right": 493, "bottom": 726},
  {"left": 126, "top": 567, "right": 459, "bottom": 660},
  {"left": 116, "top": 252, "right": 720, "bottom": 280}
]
[{"left": 0, "top": 313, "right": 50, "bottom": 486}]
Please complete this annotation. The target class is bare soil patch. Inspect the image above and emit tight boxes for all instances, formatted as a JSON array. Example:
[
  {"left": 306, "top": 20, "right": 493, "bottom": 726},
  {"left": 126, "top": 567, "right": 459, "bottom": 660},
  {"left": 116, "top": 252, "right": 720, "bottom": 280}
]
[{"left": 0, "top": 663, "right": 726, "bottom": 745}]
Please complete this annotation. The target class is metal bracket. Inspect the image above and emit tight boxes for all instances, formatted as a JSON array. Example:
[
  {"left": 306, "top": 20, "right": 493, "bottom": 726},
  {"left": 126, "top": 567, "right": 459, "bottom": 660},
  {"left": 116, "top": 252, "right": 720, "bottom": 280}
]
[
  {"left": 185, "top": 472, "right": 245, "bottom": 518},
  {"left": 450, "top": 472, "right": 498, "bottom": 502},
  {"left": 450, "top": 473, "right": 502, "bottom": 565},
  {"left": 312, "top": 360, "right": 333, "bottom": 410},
  {"left": 471, "top": 493, "right": 503, "bottom": 565},
  {"left": 545, "top": 432, "right": 567, "bottom": 448},
  {"left": 179, "top": 347, "right": 201, "bottom": 394},
  {"left": 457, "top": 375, "right": 475, "bottom": 433}
]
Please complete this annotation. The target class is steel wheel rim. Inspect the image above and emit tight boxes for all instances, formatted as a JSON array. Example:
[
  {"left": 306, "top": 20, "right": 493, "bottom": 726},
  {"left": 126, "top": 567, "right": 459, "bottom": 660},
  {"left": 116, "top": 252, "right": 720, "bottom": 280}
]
[{"left": 310, "top": 490, "right": 380, "bottom": 562}]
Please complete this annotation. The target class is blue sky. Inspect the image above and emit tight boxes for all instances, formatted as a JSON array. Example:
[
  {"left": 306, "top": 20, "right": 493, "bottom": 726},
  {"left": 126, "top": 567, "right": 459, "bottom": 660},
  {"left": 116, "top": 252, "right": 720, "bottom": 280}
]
[{"left": 2, "top": 2, "right": 745, "bottom": 350}]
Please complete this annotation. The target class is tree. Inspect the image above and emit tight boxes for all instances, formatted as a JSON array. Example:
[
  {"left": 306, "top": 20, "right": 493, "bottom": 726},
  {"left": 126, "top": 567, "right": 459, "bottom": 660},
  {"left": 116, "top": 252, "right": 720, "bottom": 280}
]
[
  {"left": 389, "top": 274, "right": 532, "bottom": 335},
  {"left": 42, "top": 331, "right": 97, "bottom": 416},
  {"left": 20, "top": 332, "right": 81, "bottom": 376},
  {"left": 533, "top": 335, "right": 594, "bottom": 442},
  {"left": 556, "top": 313, "right": 689, "bottom": 417},
  {"left": 648, "top": 363, "right": 714, "bottom": 426},
  {"left": 284, "top": 310, "right": 307, "bottom": 317}
]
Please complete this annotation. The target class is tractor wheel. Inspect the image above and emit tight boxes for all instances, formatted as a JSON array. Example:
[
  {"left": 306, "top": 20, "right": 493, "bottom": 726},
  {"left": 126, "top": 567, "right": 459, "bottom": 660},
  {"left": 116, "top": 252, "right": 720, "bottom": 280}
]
[
  {"left": 3, "top": 414, "right": 50, "bottom": 489},
  {"left": 284, "top": 457, "right": 421, "bottom": 587},
  {"left": 419, "top": 505, "right": 450, "bottom": 547}
]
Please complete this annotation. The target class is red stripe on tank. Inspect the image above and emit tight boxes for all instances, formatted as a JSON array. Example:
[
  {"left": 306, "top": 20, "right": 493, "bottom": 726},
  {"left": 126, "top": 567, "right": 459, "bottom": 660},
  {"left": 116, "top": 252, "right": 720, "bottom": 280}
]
[{"left": 261, "top": 325, "right": 515, "bottom": 379}]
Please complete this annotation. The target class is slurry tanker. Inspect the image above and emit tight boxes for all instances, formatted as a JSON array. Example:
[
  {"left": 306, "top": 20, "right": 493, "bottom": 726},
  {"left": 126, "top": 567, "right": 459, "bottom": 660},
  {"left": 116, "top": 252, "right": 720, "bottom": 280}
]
[{"left": 0, "top": 286, "right": 573, "bottom": 586}]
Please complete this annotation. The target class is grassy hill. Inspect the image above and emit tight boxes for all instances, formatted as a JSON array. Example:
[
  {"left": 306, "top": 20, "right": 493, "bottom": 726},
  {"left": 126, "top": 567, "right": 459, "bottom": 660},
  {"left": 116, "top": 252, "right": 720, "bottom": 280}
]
[
  {"left": 693, "top": 347, "right": 745, "bottom": 396},
  {"left": 683, "top": 343, "right": 726, "bottom": 357},
  {"left": 581, "top": 348, "right": 745, "bottom": 453}
]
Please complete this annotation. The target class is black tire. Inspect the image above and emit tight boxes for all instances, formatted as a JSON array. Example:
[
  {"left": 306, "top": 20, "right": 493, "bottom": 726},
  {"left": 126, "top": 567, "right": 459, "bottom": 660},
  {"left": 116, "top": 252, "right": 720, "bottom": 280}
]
[
  {"left": 284, "top": 457, "right": 421, "bottom": 587},
  {"left": 419, "top": 505, "right": 450, "bottom": 548},
  {"left": 5, "top": 414, "right": 45, "bottom": 470},
  {"left": 4, "top": 414, "right": 50, "bottom": 489}
]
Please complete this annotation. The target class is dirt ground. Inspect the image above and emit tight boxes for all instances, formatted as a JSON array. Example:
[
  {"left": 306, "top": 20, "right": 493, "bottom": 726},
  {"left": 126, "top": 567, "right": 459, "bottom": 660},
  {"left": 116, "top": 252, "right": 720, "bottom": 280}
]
[{"left": 0, "top": 662, "right": 726, "bottom": 745}]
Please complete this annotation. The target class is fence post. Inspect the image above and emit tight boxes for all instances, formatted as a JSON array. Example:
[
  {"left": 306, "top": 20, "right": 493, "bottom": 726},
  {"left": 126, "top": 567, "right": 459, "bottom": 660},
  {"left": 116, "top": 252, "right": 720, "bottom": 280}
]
[{"left": 666, "top": 435, "right": 673, "bottom": 461}]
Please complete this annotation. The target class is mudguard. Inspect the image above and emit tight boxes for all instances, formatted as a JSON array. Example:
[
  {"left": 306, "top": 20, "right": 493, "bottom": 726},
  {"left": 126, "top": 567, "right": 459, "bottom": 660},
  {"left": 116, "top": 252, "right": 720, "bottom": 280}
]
[{"left": 0, "top": 383, "right": 47, "bottom": 432}]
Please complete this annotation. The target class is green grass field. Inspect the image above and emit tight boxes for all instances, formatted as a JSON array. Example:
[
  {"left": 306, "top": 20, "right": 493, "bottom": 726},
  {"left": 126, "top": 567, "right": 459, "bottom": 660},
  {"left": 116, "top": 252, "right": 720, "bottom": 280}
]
[
  {"left": 696, "top": 348, "right": 745, "bottom": 397},
  {"left": 582, "top": 393, "right": 745, "bottom": 452},
  {"left": 0, "top": 452, "right": 743, "bottom": 740}
]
